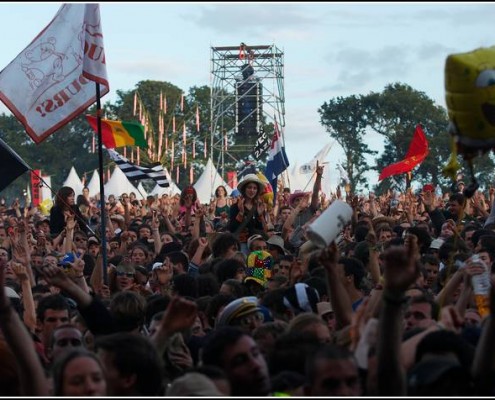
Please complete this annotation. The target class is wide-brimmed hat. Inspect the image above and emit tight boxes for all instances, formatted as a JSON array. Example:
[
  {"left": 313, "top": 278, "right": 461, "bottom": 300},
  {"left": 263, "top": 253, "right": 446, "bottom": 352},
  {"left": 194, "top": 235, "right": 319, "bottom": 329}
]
[
  {"left": 289, "top": 190, "right": 310, "bottom": 207},
  {"left": 266, "top": 235, "right": 289, "bottom": 255},
  {"left": 237, "top": 174, "right": 265, "bottom": 194}
]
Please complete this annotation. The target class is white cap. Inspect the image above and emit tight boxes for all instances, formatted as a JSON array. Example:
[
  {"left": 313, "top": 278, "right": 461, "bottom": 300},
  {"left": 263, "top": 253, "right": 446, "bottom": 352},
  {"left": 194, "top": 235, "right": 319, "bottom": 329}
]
[{"left": 152, "top": 262, "right": 163, "bottom": 271}]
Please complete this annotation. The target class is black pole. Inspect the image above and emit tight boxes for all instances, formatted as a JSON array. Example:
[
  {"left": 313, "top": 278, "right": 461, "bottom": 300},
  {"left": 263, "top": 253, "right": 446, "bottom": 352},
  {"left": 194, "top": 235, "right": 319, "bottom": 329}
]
[{"left": 96, "top": 83, "right": 108, "bottom": 285}]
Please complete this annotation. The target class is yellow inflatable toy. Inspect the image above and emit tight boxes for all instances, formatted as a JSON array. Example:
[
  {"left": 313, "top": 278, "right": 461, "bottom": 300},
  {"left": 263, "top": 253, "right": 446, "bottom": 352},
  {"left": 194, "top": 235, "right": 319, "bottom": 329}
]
[
  {"left": 444, "top": 46, "right": 495, "bottom": 192},
  {"left": 38, "top": 198, "right": 53, "bottom": 216}
]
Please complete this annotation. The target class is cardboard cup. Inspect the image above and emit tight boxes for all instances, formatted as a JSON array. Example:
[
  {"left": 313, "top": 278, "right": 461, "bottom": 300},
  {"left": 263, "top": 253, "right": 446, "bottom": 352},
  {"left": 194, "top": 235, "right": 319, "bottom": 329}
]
[{"left": 306, "top": 200, "right": 353, "bottom": 248}]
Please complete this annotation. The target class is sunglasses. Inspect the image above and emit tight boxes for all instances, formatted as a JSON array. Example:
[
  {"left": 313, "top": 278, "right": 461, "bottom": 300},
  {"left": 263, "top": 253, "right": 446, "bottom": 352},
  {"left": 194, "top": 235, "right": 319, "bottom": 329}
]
[
  {"left": 235, "top": 311, "right": 264, "bottom": 327},
  {"left": 55, "top": 338, "right": 83, "bottom": 347},
  {"left": 116, "top": 272, "right": 135, "bottom": 278}
]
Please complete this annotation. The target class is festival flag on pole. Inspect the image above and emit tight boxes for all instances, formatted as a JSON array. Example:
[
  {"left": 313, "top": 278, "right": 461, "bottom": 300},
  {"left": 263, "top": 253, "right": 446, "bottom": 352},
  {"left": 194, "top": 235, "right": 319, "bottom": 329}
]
[
  {"left": 163, "top": 94, "right": 167, "bottom": 114},
  {"left": 299, "top": 142, "right": 333, "bottom": 174},
  {"left": 172, "top": 115, "right": 176, "bottom": 133},
  {"left": 0, "top": 137, "right": 30, "bottom": 192},
  {"left": 378, "top": 124, "right": 429, "bottom": 181},
  {"left": 133, "top": 92, "right": 137, "bottom": 115},
  {"left": 180, "top": 94, "right": 184, "bottom": 112},
  {"left": 86, "top": 115, "right": 147, "bottom": 148},
  {"left": 108, "top": 149, "right": 170, "bottom": 187},
  {"left": 265, "top": 119, "right": 289, "bottom": 204},
  {"left": 0, "top": 4, "right": 109, "bottom": 144}
]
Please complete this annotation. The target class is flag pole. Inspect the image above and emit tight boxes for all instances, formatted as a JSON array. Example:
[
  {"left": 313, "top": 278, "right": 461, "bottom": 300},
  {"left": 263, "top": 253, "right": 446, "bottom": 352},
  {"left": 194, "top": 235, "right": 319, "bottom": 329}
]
[{"left": 96, "top": 83, "right": 109, "bottom": 285}]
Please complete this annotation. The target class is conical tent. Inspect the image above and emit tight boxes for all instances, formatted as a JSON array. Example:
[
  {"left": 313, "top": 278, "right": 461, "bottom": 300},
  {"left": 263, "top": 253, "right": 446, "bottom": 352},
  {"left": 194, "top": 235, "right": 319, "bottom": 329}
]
[
  {"left": 86, "top": 170, "right": 100, "bottom": 198},
  {"left": 136, "top": 182, "right": 148, "bottom": 198},
  {"left": 62, "top": 166, "right": 84, "bottom": 197},
  {"left": 149, "top": 166, "right": 181, "bottom": 197},
  {"left": 150, "top": 181, "right": 182, "bottom": 197},
  {"left": 194, "top": 158, "right": 232, "bottom": 204},
  {"left": 104, "top": 167, "right": 144, "bottom": 200}
]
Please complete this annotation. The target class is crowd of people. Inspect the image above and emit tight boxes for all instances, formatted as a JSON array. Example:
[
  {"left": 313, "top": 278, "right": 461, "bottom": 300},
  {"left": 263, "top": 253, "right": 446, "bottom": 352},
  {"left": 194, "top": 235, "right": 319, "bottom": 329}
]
[{"left": 1, "top": 162, "right": 495, "bottom": 396}]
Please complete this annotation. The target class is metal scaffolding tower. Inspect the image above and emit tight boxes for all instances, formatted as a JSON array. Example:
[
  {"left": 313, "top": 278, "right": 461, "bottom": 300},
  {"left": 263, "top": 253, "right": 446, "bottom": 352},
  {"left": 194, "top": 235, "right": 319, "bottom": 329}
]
[{"left": 210, "top": 43, "right": 285, "bottom": 176}]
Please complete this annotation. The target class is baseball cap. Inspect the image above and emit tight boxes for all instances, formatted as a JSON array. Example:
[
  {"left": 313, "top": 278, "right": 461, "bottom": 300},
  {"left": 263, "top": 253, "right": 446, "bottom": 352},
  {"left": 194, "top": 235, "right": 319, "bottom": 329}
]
[{"left": 247, "top": 234, "right": 265, "bottom": 251}]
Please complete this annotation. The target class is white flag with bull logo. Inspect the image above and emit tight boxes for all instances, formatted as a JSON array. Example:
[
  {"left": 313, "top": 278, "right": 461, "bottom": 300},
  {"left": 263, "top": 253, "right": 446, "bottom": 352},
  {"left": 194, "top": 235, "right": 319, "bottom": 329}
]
[{"left": 0, "top": 3, "right": 109, "bottom": 143}]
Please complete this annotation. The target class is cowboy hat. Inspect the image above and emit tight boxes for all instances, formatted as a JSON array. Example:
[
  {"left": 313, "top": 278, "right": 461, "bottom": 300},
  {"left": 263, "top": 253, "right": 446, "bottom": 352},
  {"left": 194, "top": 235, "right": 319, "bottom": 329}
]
[
  {"left": 237, "top": 174, "right": 265, "bottom": 194},
  {"left": 289, "top": 190, "right": 311, "bottom": 207}
]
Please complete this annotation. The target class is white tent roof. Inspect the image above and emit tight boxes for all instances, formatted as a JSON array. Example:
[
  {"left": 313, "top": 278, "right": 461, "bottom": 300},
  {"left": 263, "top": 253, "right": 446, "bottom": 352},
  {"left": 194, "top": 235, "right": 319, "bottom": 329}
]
[
  {"left": 150, "top": 182, "right": 182, "bottom": 197},
  {"left": 136, "top": 182, "right": 148, "bottom": 198},
  {"left": 86, "top": 170, "right": 101, "bottom": 198},
  {"left": 62, "top": 166, "right": 84, "bottom": 197},
  {"left": 194, "top": 158, "right": 232, "bottom": 204},
  {"left": 149, "top": 166, "right": 181, "bottom": 197},
  {"left": 104, "top": 167, "right": 145, "bottom": 200}
]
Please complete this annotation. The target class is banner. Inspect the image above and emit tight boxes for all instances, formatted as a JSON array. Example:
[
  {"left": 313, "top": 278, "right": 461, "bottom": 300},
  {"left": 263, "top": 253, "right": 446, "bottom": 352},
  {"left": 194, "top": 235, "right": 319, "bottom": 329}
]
[
  {"left": 30, "top": 170, "right": 42, "bottom": 206},
  {"left": 0, "top": 4, "right": 109, "bottom": 143}
]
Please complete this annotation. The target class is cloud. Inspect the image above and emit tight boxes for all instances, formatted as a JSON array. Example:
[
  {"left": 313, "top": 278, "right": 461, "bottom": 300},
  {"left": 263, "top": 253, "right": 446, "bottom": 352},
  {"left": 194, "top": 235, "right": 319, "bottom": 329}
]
[
  {"left": 322, "top": 45, "right": 411, "bottom": 92},
  {"left": 190, "top": 4, "right": 320, "bottom": 35}
]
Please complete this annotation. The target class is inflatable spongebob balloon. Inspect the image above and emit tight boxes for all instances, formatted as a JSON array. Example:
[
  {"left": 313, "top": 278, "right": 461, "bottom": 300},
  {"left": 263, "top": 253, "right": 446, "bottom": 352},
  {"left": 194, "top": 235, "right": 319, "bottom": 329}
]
[
  {"left": 38, "top": 198, "right": 53, "bottom": 215},
  {"left": 445, "top": 46, "right": 495, "bottom": 158},
  {"left": 256, "top": 171, "right": 274, "bottom": 209}
]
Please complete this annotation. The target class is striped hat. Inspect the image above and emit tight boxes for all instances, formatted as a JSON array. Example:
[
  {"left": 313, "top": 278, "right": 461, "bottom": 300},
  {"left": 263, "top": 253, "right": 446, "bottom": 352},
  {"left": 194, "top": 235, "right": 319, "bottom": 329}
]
[{"left": 283, "top": 283, "right": 320, "bottom": 315}]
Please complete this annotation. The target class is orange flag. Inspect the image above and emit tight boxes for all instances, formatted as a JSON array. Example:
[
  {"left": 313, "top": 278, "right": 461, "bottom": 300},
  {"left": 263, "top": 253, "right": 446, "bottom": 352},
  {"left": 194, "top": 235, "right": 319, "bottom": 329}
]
[{"left": 378, "top": 124, "right": 429, "bottom": 181}]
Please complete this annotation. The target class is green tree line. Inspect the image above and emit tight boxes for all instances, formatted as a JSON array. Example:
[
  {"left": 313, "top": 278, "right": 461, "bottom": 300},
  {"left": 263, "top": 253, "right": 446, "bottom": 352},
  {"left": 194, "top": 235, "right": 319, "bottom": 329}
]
[{"left": 1, "top": 80, "right": 492, "bottom": 202}]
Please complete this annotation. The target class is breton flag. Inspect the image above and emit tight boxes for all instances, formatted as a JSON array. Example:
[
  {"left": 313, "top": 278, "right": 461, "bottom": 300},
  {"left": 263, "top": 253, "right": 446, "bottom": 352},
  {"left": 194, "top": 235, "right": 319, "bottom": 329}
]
[
  {"left": 265, "top": 119, "right": 289, "bottom": 203},
  {"left": 0, "top": 137, "right": 30, "bottom": 192},
  {"left": 379, "top": 124, "right": 429, "bottom": 181},
  {"left": 107, "top": 149, "right": 170, "bottom": 188},
  {"left": 0, "top": 4, "right": 109, "bottom": 144}
]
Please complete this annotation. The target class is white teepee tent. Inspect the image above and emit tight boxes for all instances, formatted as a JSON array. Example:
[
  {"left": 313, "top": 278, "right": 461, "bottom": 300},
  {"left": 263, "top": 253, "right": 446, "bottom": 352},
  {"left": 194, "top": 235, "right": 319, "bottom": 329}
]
[
  {"left": 104, "top": 167, "right": 144, "bottom": 200},
  {"left": 194, "top": 158, "right": 232, "bottom": 204},
  {"left": 86, "top": 170, "right": 101, "bottom": 198},
  {"left": 62, "top": 166, "right": 84, "bottom": 197}
]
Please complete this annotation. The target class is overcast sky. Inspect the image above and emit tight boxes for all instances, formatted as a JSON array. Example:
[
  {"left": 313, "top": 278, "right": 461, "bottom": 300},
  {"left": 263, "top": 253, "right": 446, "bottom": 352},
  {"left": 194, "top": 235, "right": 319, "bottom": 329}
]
[{"left": 0, "top": 2, "right": 493, "bottom": 187}]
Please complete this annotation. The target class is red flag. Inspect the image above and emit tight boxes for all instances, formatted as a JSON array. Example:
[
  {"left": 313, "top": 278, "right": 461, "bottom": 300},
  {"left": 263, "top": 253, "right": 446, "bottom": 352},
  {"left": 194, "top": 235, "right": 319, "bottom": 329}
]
[
  {"left": 378, "top": 125, "right": 429, "bottom": 181},
  {"left": 0, "top": 4, "right": 109, "bottom": 144}
]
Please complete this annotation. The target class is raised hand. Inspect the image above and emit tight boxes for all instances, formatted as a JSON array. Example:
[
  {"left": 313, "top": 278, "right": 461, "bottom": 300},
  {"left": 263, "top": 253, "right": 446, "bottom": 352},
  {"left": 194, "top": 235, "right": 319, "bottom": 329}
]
[
  {"left": 159, "top": 296, "right": 198, "bottom": 335},
  {"left": 383, "top": 235, "right": 419, "bottom": 294},
  {"left": 11, "top": 261, "right": 29, "bottom": 282}
]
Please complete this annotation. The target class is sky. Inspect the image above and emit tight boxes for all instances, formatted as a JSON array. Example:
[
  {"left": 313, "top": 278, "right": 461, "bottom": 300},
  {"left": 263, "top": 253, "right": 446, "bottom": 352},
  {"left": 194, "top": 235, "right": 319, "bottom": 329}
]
[{"left": 0, "top": 2, "right": 494, "bottom": 189}]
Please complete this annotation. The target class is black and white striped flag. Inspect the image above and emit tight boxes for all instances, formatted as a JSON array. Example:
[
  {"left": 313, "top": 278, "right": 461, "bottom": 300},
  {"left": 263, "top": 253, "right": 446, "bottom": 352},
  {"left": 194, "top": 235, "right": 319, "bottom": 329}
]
[{"left": 107, "top": 149, "right": 170, "bottom": 187}]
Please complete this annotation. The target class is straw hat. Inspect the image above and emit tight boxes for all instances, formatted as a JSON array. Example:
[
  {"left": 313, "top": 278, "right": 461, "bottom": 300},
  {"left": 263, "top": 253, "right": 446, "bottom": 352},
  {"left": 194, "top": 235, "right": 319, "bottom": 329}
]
[{"left": 237, "top": 174, "right": 265, "bottom": 194}]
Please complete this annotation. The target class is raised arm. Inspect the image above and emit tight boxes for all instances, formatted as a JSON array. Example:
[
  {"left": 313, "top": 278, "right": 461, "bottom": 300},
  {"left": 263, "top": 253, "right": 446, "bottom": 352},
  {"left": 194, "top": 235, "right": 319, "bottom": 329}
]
[
  {"left": 319, "top": 242, "right": 353, "bottom": 329},
  {"left": 377, "top": 235, "right": 419, "bottom": 396},
  {"left": 0, "top": 258, "right": 49, "bottom": 395}
]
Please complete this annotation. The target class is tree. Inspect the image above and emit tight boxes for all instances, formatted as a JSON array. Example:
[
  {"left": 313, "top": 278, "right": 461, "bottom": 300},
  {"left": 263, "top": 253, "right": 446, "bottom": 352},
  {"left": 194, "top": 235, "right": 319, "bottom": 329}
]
[
  {"left": 364, "top": 83, "right": 464, "bottom": 193},
  {"left": 318, "top": 95, "right": 377, "bottom": 192}
]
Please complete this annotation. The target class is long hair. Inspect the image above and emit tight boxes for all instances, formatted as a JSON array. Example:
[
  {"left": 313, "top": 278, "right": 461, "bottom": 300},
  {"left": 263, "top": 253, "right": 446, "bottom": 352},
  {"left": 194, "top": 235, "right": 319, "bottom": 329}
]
[
  {"left": 55, "top": 186, "right": 75, "bottom": 210},
  {"left": 51, "top": 348, "right": 105, "bottom": 395}
]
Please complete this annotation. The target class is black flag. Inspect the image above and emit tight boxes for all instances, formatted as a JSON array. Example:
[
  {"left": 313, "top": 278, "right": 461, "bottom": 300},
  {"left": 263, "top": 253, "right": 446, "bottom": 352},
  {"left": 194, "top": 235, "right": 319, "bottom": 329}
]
[{"left": 0, "top": 137, "right": 30, "bottom": 192}]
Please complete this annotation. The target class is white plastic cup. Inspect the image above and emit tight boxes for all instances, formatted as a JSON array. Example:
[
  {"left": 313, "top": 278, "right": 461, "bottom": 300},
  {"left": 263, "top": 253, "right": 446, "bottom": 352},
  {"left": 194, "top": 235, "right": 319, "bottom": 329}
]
[{"left": 306, "top": 200, "right": 353, "bottom": 248}]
